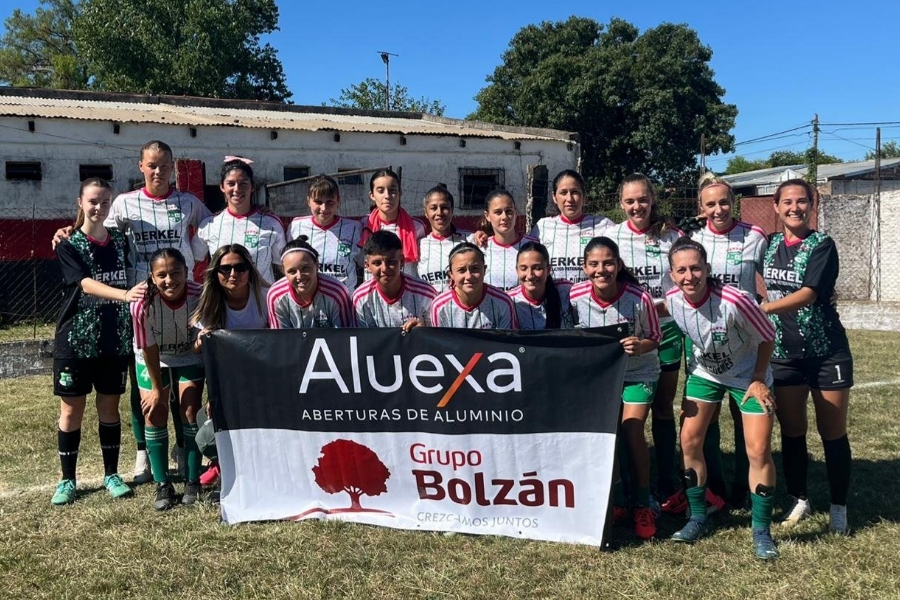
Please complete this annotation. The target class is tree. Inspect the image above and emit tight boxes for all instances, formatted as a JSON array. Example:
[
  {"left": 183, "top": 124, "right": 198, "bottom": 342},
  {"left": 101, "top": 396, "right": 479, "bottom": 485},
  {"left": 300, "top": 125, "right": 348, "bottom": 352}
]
[
  {"left": 72, "top": 0, "right": 291, "bottom": 101},
  {"left": 0, "top": 0, "right": 87, "bottom": 89},
  {"left": 312, "top": 439, "right": 390, "bottom": 510},
  {"left": 469, "top": 17, "right": 737, "bottom": 193},
  {"left": 328, "top": 77, "right": 446, "bottom": 115},
  {"left": 724, "top": 149, "right": 842, "bottom": 174},
  {"left": 865, "top": 140, "right": 900, "bottom": 160}
]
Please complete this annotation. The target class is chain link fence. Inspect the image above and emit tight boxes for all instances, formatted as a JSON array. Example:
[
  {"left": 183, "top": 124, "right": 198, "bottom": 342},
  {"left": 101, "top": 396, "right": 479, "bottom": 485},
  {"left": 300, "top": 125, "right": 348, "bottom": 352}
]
[{"left": 0, "top": 206, "right": 70, "bottom": 341}]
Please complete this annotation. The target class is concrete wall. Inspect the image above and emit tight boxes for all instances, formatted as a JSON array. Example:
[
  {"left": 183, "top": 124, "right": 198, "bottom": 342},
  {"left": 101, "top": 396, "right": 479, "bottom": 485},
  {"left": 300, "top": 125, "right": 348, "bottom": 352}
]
[
  {"left": 0, "top": 116, "right": 577, "bottom": 218},
  {"left": 0, "top": 340, "right": 53, "bottom": 379}
]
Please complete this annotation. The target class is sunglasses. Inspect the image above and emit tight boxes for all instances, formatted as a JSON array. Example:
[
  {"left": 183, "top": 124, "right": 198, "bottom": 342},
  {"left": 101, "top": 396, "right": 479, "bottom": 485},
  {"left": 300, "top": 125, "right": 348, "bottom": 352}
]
[{"left": 217, "top": 263, "right": 250, "bottom": 275}]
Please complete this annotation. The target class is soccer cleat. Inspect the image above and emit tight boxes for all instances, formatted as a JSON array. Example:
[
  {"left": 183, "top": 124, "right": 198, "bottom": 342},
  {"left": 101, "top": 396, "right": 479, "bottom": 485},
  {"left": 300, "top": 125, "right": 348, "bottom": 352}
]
[
  {"left": 781, "top": 496, "right": 812, "bottom": 527},
  {"left": 613, "top": 505, "right": 629, "bottom": 524},
  {"left": 648, "top": 495, "right": 662, "bottom": 518},
  {"left": 171, "top": 445, "right": 185, "bottom": 478},
  {"left": 182, "top": 480, "right": 201, "bottom": 506},
  {"left": 671, "top": 518, "right": 707, "bottom": 543},
  {"left": 51, "top": 479, "right": 77, "bottom": 506},
  {"left": 829, "top": 504, "right": 849, "bottom": 535},
  {"left": 104, "top": 474, "right": 134, "bottom": 499},
  {"left": 633, "top": 506, "right": 657, "bottom": 540},
  {"left": 199, "top": 462, "right": 220, "bottom": 487},
  {"left": 133, "top": 450, "right": 152, "bottom": 484},
  {"left": 153, "top": 481, "right": 176, "bottom": 511},
  {"left": 661, "top": 489, "right": 687, "bottom": 515},
  {"left": 752, "top": 528, "right": 780, "bottom": 560},
  {"left": 706, "top": 488, "right": 728, "bottom": 514}
]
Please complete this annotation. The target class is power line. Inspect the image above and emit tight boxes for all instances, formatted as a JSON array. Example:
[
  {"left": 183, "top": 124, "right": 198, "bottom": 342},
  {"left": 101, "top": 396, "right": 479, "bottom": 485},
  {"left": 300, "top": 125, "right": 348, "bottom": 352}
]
[
  {"left": 733, "top": 123, "right": 811, "bottom": 147},
  {"left": 819, "top": 121, "right": 900, "bottom": 127}
]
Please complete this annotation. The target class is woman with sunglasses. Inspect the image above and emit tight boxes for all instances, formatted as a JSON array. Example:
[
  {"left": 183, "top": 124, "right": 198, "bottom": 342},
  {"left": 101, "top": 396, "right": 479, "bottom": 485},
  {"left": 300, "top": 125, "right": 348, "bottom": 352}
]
[{"left": 191, "top": 244, "right": 269, "bottom": 490}]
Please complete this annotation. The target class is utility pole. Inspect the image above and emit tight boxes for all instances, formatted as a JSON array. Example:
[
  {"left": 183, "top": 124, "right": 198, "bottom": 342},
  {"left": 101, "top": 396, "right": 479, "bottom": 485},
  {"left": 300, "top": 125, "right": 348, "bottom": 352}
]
[
  {"left": 700, "top": 133, "right": 707, "bottom": 173},
  {"left": 378, "top": 51, "right": 398, "bottom": 111},
  {"left": 874, "top": 127, "right": 882, "bottom": 301},
  {"left": 808, "top": 113, "right": 820, "bottom": 184}
]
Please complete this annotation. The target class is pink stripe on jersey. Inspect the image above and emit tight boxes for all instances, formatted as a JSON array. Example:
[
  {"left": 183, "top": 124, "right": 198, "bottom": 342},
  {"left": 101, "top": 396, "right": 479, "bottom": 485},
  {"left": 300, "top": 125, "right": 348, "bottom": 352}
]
[
  {"left": 266, "top": 279, "right": 292, "bottom": 329},
  {"left": 131, "top": 296, "right": 150, "bottom": 349},
  {"left": 636, "top": 288, "right": 662, "bottom": 342},
  {"left": 351, "top": 279, "right": 378, "bottom": 308},
  {"left": 568, "top": 280, "right": 593, "bottom": 301},
  {"left": 718, "top": 286, "right": 774, "bottom": 340},
  {"left": 429, "top": 291, "right": 454, "bottom": 326},
  {"left": 317, "top": 276, "right": 354, "bottom": 326}
]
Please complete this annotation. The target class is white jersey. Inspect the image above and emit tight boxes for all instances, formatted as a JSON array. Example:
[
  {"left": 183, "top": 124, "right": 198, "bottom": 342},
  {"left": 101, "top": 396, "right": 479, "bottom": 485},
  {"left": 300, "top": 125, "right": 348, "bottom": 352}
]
[
  {"left": 470, "top": 233, "right": 538, "bottom": 292},
  {"left": 666, "top": 284, "right": 774, "bottom": 389},
  {"left": 198, "top": 209, "right": 286, "bottom": 285},
  {"left": 689, "top": 220, "right": 767, "bottom": 296},
  {"left": 105, "top": 188, "right": 212, "bottom": 285},
  {"left": 266, "top": 274, "right": 354, "bottom": 329},
  {"left": 131, "top": 280, "right": 202, "bottom": 368},
  {"left": 417, "top": 230, "right": 470, "bottom": 292},
  {"left": 352, "top": 274, "right": 437, "bottom": 328},
  {"left": 360, "top": 216, "right": 427, "bottom": 280},
  {"left": 429, "top": 285, "right": 519, "bottom": 329},
  {"left": 507, "top": 281, "right": 574, "bottom": 330},
  {"left": 288, "top": 216, "right": 363, "bottom": 291},
  {"left": 609, "top": 222, "right": 682, "bottom": 325},
  {"left": 530, "top": 214, "right": 615, "bottom": 283},
  {"left": 569, "top": 280, "right": 661, "bottom": 382}
]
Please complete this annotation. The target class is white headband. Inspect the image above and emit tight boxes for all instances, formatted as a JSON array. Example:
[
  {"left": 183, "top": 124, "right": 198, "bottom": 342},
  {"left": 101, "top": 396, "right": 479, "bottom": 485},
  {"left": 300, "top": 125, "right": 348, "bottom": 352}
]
[{"left": 281, "top": 247, "right": 318, "bottom": 261}]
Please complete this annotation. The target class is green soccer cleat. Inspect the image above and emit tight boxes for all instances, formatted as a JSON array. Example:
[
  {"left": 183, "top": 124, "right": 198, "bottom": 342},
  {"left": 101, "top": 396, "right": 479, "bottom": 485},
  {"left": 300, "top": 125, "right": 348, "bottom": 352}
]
[
  {"left": 51, "top": 479, "right": 77, "bottom": 506},
  {"left": 104, "top": 474, "right": 134, "bottom": 499}
]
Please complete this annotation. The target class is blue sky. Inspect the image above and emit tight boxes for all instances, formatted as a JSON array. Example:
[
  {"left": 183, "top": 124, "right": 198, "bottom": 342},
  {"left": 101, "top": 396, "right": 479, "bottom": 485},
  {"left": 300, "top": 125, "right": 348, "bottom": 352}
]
[{"left": 4, "top": 0, "right": 899, "bottom": 171}]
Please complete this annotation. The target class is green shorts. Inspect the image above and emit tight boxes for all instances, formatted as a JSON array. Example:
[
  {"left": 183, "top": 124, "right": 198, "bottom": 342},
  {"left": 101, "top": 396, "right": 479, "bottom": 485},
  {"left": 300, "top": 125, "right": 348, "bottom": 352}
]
[
  {"left": 658, "top": 320, "right": 684, "bottom": 367},
  {"left": 684, "top": 375, "right": 764, "bottom": 415},
  {"left": 622, "top": 381, "right": 658, "bottom": 404},
  {"left": 136, "top": 363, "right": 204, "bottom": 391}
]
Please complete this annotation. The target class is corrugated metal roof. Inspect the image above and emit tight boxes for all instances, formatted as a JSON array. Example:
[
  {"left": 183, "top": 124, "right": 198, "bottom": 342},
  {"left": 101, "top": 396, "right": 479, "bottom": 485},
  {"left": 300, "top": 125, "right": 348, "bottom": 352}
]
[
  {"left": 723, "top": 158, "right": 900, "bottom": 188},
  {"left": 0, "top": 91, "right": 576, "bottom": 142}
]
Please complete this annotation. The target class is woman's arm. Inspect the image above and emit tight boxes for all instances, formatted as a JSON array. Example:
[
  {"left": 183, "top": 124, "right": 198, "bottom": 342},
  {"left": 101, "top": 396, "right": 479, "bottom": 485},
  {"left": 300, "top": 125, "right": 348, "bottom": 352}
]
[
  {"left": 80, "top": 279, "right": 147, "bottom": 303},
  {"left": 139, "top": 345, "right": 169, "bottom": 419},
  {"left": 761, "top": 287, "right": 817, "bottom": 315}
]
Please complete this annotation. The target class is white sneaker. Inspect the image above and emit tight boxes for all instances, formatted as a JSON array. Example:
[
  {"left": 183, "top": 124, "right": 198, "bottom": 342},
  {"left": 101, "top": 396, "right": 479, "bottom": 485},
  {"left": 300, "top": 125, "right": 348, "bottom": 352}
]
[
  {"left": 133, "top": 449, "right": 152, "bottom": 484},
  {"left": 781, "top": 496, "right": 812, "bottom": 527},
  {"left": 171, "top": 445, "right": 185, "bottom": 478},
  {"left": 830, "top": 504, "right": 849, "bottom": 535}
]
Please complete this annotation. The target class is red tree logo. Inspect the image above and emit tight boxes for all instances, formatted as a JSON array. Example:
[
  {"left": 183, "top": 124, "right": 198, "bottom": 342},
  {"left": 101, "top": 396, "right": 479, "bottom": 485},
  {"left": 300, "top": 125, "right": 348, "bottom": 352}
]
[{"left": 311, "top": 439, "right": 391, "bottom": 512}]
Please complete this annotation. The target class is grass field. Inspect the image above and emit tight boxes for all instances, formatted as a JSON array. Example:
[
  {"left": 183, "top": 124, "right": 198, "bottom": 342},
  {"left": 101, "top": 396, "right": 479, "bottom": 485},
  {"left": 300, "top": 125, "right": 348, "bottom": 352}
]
[
  {"left": 0, "top": 322, "right": 54, "bottom": 343},
  {"left": 1, "top": 330, "right": 899, "bottom": 599}
]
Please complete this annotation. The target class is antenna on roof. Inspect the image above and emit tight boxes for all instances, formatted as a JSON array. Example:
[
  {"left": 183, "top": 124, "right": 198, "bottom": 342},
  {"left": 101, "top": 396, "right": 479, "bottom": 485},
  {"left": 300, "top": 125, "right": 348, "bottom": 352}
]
[{"left": 377, "top": 51, "right": 399, "bottom": 111}]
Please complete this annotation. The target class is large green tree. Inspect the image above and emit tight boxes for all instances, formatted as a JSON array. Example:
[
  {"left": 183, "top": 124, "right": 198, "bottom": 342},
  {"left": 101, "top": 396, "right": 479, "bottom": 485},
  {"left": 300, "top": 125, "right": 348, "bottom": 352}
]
[
  {"left": 725, "top": 149, "right": 843, "bottom": 174},
  {"left": 865, "top": 140, "right": 900, "bottom": 160},
  {"left": 470, "top": 17, "right": 737, "bottom": 193},
  {"left": 74, "top": 0, "right": 290, "bottom": 100},
  {"left": 0, "top": 0, "right": 87, "bottom": 88},
  {"left": 328, "top": 78, "right": 446, "bottom": 115}
]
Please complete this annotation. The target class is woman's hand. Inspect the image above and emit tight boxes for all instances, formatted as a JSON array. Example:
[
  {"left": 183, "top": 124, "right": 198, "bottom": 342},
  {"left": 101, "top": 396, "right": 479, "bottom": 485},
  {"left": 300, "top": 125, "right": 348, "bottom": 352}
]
[
  {"left": 620, "top": 336, "right": 642, "bottom": 356},
  {"left": 743, "top": 380, "right": 776, "bottom": 415},
  {"left": 401, "top": 317, "right": 424, "bottom": 333},
  {"left": 125, "top": 282, "right": 148, "bottom": 303},
  {"left": 472, "top": 230, "right": 489, "bottom": 248},
  {"left": 141, "top": 387, "right": 170, "bottom": 420}
]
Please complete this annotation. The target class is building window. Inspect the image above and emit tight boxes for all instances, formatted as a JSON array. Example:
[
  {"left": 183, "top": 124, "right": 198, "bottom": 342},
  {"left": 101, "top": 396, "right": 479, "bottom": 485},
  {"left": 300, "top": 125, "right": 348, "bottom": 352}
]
[
  {"left": 79, "top": 164, "right": 114, "bottom": 181},
  {"left": 337, "top": 168, "right": 364, "bottom": 186},
  {"left": 459, "top": 168, "right": 505, "bottom": 209},
  {"left": 283, "top": 166, "right": 310, "bottom": 181},
  {"left": 6, "top": 161, "right": 42, "bottom": 181}
]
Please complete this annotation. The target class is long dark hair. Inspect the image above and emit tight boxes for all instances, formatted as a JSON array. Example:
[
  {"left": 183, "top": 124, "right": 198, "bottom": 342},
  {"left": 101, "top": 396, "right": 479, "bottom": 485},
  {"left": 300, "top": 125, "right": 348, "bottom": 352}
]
[
  {"left": 517, "top": 241, "right": 562, "bottom": 329},
  {"left": 583, "top": 237, "right": 640, "bottom": 287},
  {"left": 192, "top": 244, "right": 267, "bottom": 329},
  {"left": 423, "top": 185, "right": 457, "bottom": 235},
  {"left": 145, "top": 247, "right": 188, "bottom": 303},
  {"left": 478, "top": 189, "right": 516, "bottom": 237}
]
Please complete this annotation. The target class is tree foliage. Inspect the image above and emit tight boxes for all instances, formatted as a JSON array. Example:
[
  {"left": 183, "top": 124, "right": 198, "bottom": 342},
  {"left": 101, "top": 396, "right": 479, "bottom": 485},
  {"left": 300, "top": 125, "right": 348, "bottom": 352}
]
[
  {"left": 865, "top": 140, "right": 900, "bottom": 160},
  {"left": 724, "top": 149, "right": 843, "bottom": 174},
  {"left": 328, "top": 77, "right": 446, "bottom": 115},
  {"left": 470, "top": 17, "right": 738, "bottom": 192},
  {"left": 312, "top": 439, "right": 390, "bottom": 510},
  {"left": 73, "top": 0, "right": 291, "bottom": 101},
  {"left": 0, "top": 0, "right": 87, "bottom": 88}
]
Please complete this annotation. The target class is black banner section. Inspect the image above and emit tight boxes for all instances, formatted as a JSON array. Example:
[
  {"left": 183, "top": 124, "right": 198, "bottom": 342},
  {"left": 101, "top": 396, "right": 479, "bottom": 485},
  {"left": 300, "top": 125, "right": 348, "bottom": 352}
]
[{"left": 204, "top": 327, "right": 627, "bottom": 435}]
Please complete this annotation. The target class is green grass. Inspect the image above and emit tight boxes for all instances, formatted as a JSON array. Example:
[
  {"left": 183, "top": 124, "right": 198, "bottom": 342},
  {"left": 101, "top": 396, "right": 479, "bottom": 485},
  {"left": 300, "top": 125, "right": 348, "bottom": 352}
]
[
  {"left": 0, "top": 321, "right": 54, "bottom": 342},
  {"left": 1, "top": 331, "right": 900, "bottom": 599}
]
